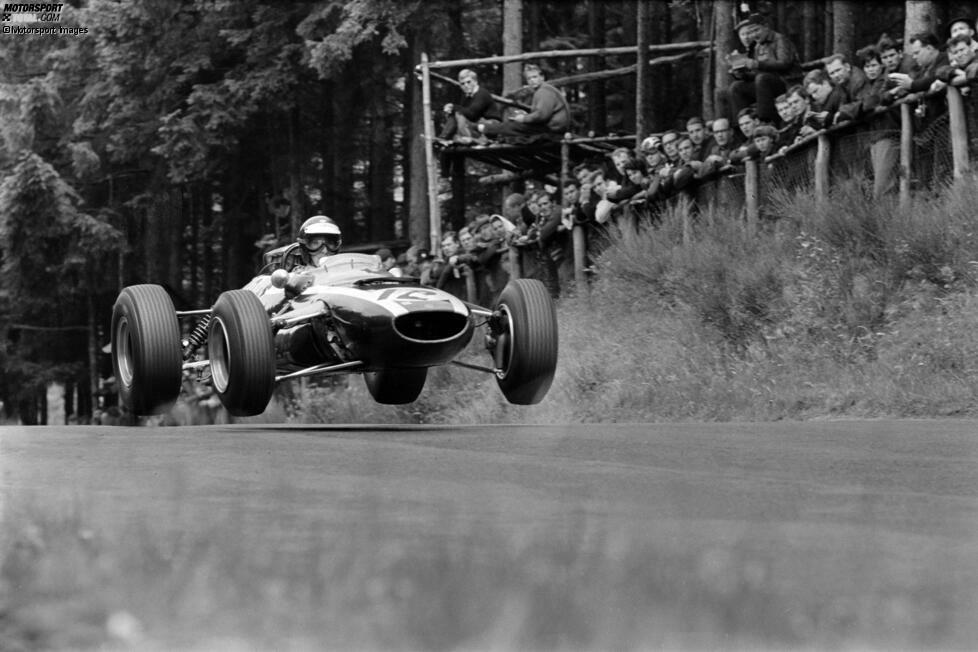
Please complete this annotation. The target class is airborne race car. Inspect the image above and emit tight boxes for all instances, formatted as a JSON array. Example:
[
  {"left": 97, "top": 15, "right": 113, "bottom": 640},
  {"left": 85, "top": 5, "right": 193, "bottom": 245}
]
[{"left": 111, "top": 252, "right": 559, "bottom": 417}]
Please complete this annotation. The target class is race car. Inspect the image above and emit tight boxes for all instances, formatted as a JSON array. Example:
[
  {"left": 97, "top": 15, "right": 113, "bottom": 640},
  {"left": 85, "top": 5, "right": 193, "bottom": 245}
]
[{"left": 110, "top": 252, "right": 558, "bottom": 417}]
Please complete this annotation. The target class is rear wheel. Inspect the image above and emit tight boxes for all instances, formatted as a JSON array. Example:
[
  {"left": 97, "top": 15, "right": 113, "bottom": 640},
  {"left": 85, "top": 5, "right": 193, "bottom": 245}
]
[
  {"left": 111, "top": 284, "right": 182, "bottom": 415},
  {"left": 208, "top": 290, "right": 276, "bottom": 416},
  {"left": 492, "top": 279, "right": 558, "bottom": 405},
  {"left": 364, "top": 368, "right": 428, "bottom": 404}
]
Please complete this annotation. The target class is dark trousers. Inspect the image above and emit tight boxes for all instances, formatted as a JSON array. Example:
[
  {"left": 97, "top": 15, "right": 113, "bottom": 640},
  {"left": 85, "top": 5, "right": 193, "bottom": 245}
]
[{"left": 727, "top": 72, "right": 786, "bottom": 124}]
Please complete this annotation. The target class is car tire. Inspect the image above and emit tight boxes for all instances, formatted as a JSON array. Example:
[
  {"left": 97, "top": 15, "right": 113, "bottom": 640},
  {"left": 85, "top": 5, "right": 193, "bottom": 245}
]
[
  {"left": 208, "top": 290, "right": 276, "bottom": 417},
  {"left": 111, "top": 284, "right": 183, "bottom": 415},
  {"left": 493, "top": 279, "right": 558, "bottom": 405},
  {"left": 364, "top": 368, "right": 428, "bottom": 404}
]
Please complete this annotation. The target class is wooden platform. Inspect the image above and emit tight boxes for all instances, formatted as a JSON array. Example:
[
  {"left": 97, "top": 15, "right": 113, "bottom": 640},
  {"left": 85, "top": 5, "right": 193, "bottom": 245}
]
[{"left": 437, "top": 134, "right": 637, "bottom": 178}]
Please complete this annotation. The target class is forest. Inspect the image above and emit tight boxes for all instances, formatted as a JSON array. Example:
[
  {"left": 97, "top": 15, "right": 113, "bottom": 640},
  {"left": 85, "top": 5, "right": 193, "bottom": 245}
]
[{"left": 0, "top": 0, "right": 964, "bottom": 424}]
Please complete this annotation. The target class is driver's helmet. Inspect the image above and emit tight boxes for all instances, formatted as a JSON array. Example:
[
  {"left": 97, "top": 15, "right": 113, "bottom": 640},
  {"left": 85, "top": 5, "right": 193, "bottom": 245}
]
[{"left": 298, "top": 215, "right": 342, "bottom": 257}]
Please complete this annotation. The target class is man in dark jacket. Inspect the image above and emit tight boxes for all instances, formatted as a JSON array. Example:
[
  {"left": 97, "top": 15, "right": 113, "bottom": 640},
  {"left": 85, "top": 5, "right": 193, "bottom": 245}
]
[
  {"left": 480, "top": 64, "right": 570, "bottom": 143},
  {"left": 722, "top": 13, "right": 799, "bottom": 125},
  {"left": 439, "top": 68, "right": 501, "bottom": 143}
]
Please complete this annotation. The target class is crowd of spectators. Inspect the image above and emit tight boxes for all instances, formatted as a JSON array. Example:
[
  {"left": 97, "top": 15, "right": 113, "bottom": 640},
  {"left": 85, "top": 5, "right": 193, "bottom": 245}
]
[{"left": 421, "top": 12, "right": 978, "bottom": 303}]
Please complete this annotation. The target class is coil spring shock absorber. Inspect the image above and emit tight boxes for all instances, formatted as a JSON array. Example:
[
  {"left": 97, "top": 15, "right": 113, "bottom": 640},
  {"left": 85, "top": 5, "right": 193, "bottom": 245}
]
[{"left": 183, "top": 314, "right": 211, "bottom": 360}]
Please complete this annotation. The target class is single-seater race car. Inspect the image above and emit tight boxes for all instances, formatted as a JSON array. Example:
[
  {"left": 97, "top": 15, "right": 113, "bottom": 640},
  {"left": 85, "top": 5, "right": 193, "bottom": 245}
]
[{"left": 110, "top": 251, "right": 559, "bottom": 417}]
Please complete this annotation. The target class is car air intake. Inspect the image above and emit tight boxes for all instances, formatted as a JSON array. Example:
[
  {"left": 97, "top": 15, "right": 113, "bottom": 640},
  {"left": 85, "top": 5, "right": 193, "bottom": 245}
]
[{"left": 393, "top": 312, "right": 469, "bottom": 342}]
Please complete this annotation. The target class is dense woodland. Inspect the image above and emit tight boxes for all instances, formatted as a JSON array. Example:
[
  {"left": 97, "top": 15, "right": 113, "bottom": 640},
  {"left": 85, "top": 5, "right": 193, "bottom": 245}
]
[{"left": 0, "top": 0, "right": 963, "bottom": 424}]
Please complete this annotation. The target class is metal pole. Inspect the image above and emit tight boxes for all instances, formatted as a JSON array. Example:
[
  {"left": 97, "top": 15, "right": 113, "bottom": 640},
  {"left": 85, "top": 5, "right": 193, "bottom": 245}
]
[{"left": 420, "top": 53, "right": 443, "bottom": 254}]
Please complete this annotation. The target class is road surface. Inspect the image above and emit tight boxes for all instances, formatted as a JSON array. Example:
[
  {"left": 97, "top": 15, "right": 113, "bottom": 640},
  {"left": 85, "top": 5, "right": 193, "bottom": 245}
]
[{"left": 2, "top": 419, "right": 977, "bottom": 650}]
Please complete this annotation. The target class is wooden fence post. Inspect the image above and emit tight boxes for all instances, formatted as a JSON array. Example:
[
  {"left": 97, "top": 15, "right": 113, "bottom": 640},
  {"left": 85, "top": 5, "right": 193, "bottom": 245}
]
[
  {"left": 947, "top": 85, "right": 970, "bottom": 179},
  {"left": 815, "top": 133, "right": 830, "bottom": 203},
  {"left": 899, "top": 102, "right": 913, "bottom": 210},
  {"left": 572, "top": 225, "right": 587, "bottom": 289},
  {"left": 744, "top": 158, "right": 759, "bottom": 234}
]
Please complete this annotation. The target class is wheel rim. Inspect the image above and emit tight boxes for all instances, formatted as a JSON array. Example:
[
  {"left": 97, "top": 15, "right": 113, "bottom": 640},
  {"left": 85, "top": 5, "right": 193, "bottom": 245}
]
[
  {"left": 494, "top": 304, "right": 515, "bottom": 379},
  {"left": 209, "top": 317, "right": 231, "bottom": 393},
  {"left": 115, "top": 316, "right": 134, "bottom": 387}
]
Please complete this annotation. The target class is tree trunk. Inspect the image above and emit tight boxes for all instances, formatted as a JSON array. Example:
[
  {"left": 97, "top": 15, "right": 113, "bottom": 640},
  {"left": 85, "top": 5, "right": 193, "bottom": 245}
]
[
  {"left": 525, "top": 0, "right": 540, "bottom": 53},
  {"left": 699, "top": 0, "right": 715, "bottom": 119},
  {"left": 649, "top": 0, "right": 671, "bottom": 132},
  {"left": 636, "top": 0, "right": 650, "bottom": 141},
  {"left": 802, "top": 1, "right": 821, "bottom": 63},
  {"left": 407, "top": 28, "right": 431, "bottom": 248},
  {"left": 586, "top": 0, "right": 606, "bottom": 135},
  {"left": 502, "top": 0, "right": 524, "bottom": 94},
  {"left": 368, "top": 92, "right": 395, "bottom": 241},
  {"left": 713, "top": 0, "right": 734, "bottom": 118},
  {"left": 621, "top": 0, "right": 637, "bottom": 132},
  {"left": 904, "top": 1, "right": 941, "bottom": 42},
  {"left": 832, "top": 1, "right": 856, "bottom": 57}
]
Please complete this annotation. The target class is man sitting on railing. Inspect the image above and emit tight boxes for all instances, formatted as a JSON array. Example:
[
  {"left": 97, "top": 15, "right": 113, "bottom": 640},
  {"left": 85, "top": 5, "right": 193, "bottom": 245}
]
[
  {"left": 478, "top": 64, "right": 570, "bottom": 144},
  {"left": 722, "top": 12, "right": 800, "bottom": 125}
]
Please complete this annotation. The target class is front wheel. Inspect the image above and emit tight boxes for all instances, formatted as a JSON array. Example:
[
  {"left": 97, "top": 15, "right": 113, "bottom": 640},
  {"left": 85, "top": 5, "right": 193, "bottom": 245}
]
[
  {"left": 208, "top": 290, "right": 276, "bottom": 416},
  {"left": 492, "top": 279, "right": 558, "bottom": 405},
  {"left": 364, "top": 368, "right": 428, "bottom": 404},
  {"left": 111, "top": 284, "right": 183, "bottom": 415}
]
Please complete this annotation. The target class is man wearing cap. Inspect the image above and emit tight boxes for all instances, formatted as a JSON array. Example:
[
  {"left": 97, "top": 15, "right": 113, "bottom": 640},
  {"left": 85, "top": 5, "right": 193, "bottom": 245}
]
[
  {"left": 948, "top": 16, "right": 978, "bottom": 54},
  {"left": 721, "top": 13, "right": 800, "bottom": 125}
]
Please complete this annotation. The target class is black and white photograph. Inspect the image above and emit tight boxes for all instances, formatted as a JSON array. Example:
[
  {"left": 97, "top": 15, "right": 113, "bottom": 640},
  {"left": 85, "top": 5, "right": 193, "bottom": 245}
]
[{"left": 2, "top": 1, "right": 978, "bottom": 649}]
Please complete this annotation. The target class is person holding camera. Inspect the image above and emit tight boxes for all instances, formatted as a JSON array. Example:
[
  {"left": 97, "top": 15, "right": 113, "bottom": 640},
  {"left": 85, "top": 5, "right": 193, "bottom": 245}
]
[{"left": 720, "top": 13, "right": 799, "bottom": 126}]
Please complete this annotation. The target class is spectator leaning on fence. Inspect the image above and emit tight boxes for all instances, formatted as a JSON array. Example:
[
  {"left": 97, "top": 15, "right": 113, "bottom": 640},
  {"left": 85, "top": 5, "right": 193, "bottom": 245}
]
[
  {"left": 722, "top": 12, "right": 800, "bottom": 125},
  {"left": 803, "top": 68, "right": 844, "bottom": 129},
  {"left": 701, "top": 117, "right": 735, "bottom": 174},
  {"left": 938, "top": 35, "right": 978, "bottom": 89},
  {"left": 948, "top": 15, "right": 978, "bottom": 54}
]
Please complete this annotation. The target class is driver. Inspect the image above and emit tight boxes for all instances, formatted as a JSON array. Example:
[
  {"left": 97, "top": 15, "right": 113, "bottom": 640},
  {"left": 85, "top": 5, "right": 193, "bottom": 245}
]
[{"left": 281, "top": 215, "right": 343, "bottom": 270}]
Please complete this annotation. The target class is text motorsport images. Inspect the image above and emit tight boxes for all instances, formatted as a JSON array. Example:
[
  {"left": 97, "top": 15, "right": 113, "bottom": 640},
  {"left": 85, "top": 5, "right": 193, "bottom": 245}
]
[{"left": 1, "top": 3, "right": 89, "bottom": 35}]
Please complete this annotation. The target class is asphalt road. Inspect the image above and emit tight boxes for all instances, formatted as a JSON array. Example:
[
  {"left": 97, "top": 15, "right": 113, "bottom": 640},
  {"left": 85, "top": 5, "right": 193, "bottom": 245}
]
[{"left": 2, "top": 419, "right": 978, "bottom": 649}]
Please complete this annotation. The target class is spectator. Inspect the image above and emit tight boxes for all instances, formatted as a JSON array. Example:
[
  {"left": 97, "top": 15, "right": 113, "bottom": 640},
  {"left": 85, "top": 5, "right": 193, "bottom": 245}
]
[
  {"left": 803, "top": 69, "right": 844, "bottom": 128},
  {"left": 826, "top": 54, "right": 869, "bottom": 102},
  {"left": 375, "top": 247, "right": 400, "bottom": 275},
  {"left": 673, "top": 137, "right": 703, "bottom": 188},
  {"left": 736, "top": 107, "right": 759, "bottom": 144},
  {"left": 938, "top": 35, "right": 978, "bottom": 88},
  {"left": 948, "top": 16, "right": 978, "bottom": 53},
  {"left": 480, "top": 64, "right": 570, "bottom": 143},
  {"left": 777, "top": 85, "right": 810, "bottom": 148},
  {"left": 604, "top": 147, "right": 632, "bottom": 187},
  {"left": 722, "top": 12, "right": 800, "bottom": 125},
  {"left": 512, "top": 191, "right": 562, "bottom": 298},
  {"left": 752, "top": 124, "right": 779, "bottom": 158},
  {"left": 887, "top": 32, "right": 949, "bottom": 116},
  {"left": 850, "top": 45, "right": 902, "bottom": 199},
  {"left": 775, "top": 93, "right": 794, "bottom": 126},
  {"left": 877, "top": 34, "right": 915, "bottom": 79},
  {"left": 701, "top": 117, "right": 736, "bottom": 174},
  {"left": 433, "top": 231, "right": 469, "bottom": 299},
  {"left": 660, "top": 129, "right": 682, "bottom": 172},
  {"left": 502, "top": 192, "right": 536, "bottom": 231},
  {"left": 685, "top": 116, "right": 710, "bottom": 160},
  {"left": 439, "top": 68, "right": 502, "bottom": 144}
]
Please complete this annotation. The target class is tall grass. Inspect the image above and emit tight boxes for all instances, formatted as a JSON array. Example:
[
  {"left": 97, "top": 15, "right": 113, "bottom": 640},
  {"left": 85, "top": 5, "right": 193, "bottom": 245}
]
[{"left": 397, "top": 177, "right": 978, "bottom": 423}]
